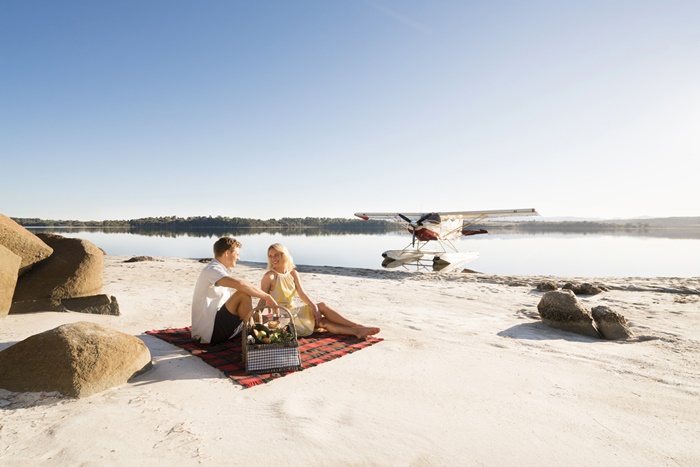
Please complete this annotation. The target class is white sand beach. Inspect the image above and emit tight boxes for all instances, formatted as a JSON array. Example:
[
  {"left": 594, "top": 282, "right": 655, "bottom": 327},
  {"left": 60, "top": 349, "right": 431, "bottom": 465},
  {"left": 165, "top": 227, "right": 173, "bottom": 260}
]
[{"left": 1, "top": 255, "right": 699, "bottom": 465}]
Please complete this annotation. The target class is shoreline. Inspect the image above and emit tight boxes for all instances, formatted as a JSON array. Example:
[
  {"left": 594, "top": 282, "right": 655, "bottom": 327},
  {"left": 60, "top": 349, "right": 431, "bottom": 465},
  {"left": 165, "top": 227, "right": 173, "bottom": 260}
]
[{"left": 1, "top": 255, "right": 698, "bottom": 465}]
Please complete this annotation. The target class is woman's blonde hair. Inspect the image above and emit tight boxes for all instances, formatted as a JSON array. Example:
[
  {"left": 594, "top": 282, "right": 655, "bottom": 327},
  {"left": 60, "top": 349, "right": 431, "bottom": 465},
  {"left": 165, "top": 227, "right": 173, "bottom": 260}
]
[{"left": 267, "top": 243, "right": 296, "bottom": 271}]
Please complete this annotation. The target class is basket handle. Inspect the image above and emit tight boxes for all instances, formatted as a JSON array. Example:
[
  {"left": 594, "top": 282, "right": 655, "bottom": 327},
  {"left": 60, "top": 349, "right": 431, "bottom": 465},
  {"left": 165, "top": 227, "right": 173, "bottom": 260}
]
[{"left": 247, "top": 304, "right": 291, "bottom": 324}]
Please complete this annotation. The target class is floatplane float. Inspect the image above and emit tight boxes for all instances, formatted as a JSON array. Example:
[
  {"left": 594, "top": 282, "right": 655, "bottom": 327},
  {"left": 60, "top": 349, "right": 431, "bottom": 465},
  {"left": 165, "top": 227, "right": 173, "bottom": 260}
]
[{"left": 355, "top": 208, "right": 539, "bottom": 272}]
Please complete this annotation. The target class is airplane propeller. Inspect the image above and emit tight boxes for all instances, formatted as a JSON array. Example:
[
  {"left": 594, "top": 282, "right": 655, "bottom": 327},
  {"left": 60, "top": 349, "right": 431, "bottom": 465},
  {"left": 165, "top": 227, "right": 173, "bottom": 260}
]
[{"left": 398, "top": 212, "right": 434, "bottom": 247}]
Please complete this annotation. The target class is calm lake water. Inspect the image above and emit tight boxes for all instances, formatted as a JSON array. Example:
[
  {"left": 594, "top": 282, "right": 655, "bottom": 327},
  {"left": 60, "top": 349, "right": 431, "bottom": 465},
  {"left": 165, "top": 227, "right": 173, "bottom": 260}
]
[{"left": 29, "top": 227, "right": 700, "bottom": 278}]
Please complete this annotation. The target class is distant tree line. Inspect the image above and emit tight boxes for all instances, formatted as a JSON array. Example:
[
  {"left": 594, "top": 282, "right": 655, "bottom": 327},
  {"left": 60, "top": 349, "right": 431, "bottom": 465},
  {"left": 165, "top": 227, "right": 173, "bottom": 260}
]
[
  {"left": 12, "top": 215, "right": 398, "bottom": 232},
  {"left": 13, "top": 217, "right": 130, "bottom": 227}
]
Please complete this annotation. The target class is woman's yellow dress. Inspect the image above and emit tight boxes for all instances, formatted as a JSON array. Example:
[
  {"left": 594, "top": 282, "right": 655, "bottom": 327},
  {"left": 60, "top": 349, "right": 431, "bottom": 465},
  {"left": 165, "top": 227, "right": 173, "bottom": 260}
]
[{"left": 269, "top": 270, "right": 316, "bottom": 337}]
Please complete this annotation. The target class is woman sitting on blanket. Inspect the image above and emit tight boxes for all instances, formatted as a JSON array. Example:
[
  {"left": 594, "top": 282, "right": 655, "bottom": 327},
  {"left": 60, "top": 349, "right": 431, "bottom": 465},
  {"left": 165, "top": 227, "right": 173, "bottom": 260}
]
[{"left": 260, "top": 243, "right": 380, "bottom": 340}]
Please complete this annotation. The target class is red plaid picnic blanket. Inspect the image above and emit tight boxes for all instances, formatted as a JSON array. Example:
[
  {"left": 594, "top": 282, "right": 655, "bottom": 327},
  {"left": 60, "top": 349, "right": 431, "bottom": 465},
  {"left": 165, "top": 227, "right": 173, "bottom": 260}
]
[{"left": 145, "top": 327, "right": 382, "bottom": 388}]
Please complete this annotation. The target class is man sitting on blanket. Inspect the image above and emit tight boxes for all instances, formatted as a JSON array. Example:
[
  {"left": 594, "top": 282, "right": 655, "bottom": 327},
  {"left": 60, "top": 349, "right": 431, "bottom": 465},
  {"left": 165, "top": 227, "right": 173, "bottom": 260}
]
[{"left": 192, "top": 237, "right": 278, "bottom": 344}]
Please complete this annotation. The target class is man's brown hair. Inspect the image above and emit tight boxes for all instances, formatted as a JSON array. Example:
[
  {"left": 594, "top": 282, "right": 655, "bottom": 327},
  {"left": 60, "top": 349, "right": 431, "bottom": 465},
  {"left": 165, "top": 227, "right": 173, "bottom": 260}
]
[{"left": 213, "top": 237, "right": 243, "bottom": 257}]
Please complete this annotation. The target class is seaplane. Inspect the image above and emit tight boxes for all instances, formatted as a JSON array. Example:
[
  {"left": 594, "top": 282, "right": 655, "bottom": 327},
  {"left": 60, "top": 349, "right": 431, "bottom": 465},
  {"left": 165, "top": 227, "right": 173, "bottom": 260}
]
[{"left": 355, "top": 208, "right": 539, "bottom": 272}]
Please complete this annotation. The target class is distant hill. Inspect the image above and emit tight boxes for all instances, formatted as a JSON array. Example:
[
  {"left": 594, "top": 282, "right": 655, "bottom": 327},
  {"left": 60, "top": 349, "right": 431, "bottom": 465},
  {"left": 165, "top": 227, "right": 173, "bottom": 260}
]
[
  {"left": 599, "top": 217, "right": 700, "bottom": 227},
  {"left": 479, "top": 216, "right": 700, "bottom": 239},
  {"left": 534, "top": 216, "right": 700, "bottom": 226}
]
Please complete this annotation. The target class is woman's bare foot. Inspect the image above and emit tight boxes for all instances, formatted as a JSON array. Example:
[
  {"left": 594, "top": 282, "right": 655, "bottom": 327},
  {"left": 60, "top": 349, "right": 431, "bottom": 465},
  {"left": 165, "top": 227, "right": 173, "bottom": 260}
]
[{"left": 353, "top": 326, "right": 381, "bottom": 339}]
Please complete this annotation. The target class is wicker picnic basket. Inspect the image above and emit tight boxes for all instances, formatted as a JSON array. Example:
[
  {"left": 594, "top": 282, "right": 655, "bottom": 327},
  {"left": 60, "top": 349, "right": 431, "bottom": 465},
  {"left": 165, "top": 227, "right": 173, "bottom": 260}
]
[{"left": 242, "top": 305, "right": 302, "bottom": 374}]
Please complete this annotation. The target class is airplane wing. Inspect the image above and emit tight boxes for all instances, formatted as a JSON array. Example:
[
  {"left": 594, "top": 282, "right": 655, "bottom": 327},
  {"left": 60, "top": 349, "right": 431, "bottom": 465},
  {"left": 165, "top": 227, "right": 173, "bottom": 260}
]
[{"left": 355, "top": 208, "right": 539, "bottom": 223}]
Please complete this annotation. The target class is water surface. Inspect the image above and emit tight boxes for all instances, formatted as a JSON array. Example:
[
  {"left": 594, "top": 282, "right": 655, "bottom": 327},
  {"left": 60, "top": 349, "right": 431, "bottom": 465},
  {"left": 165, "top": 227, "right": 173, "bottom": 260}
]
[{"left": 29, "top": 228, "right": 700, "bottom": 278}]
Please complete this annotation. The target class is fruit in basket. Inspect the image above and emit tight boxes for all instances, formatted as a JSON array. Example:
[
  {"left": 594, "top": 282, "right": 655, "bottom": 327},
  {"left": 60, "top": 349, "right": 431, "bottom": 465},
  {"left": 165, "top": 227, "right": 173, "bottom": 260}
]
[
  {"left": 252, "top": 324, "right": 272, "bottom": 343},
  {"left": 249, "top": 322, "right": 297, "bottom": 345}
]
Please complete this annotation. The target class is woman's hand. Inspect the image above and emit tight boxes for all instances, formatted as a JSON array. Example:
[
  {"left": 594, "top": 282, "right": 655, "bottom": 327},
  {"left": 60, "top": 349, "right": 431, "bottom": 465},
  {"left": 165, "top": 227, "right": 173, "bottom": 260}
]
[{"left": 312, "top": 304, "right": 322, "bottom": 322}]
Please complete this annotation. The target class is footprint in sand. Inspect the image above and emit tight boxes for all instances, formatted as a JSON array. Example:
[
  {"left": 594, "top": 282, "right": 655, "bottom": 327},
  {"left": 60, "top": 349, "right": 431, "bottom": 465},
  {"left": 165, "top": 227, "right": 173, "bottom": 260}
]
[{"left": 152, "top": 421, "right": 203, "bottom": 460}]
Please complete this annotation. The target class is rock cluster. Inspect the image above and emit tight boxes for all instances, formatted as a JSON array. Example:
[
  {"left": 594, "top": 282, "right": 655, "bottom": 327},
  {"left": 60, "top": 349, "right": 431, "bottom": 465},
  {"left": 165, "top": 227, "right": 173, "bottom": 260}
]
[
  {"left": 0, "top": 214, "right": 118, "bottom": 317},
  {"left": 0, "top": 216, "right": 151, "bottom": 398},
  {"left": 562, "top": 282, "right": 605, "bottom": 295},
  {"left": 536, "top": 280, "right": 606, "bottom": 295},
  {"left": 537, "top": 289, "right": 632, "bottom": 340},
  {"left": 537, "top": 289, "right": 603, "bottom": 338}
]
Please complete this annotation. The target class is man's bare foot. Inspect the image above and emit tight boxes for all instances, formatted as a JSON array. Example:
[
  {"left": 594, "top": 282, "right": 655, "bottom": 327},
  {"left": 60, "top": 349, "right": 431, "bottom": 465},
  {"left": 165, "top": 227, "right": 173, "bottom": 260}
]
[{"left": 353, "top": 326, "right": 381, "bottom": 339}]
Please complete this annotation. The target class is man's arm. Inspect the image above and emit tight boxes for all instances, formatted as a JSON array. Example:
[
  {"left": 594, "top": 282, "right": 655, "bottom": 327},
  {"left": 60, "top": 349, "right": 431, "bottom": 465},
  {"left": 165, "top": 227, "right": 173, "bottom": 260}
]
[{"left": 216, "top": 276, "right": 277, "bottom": 306}]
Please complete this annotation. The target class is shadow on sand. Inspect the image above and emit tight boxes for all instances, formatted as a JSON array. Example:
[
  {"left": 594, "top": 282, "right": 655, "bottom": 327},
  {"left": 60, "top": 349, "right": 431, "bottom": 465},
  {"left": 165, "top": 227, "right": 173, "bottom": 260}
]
[
  {"left": 129, "top": 333, "right": 236, "bottom": 387},
  {"left": 498, "top": 321, "right": 603, "bottom": 343},
  {"left": 238, "top": 260, "right": 418, "bottom": 281}
]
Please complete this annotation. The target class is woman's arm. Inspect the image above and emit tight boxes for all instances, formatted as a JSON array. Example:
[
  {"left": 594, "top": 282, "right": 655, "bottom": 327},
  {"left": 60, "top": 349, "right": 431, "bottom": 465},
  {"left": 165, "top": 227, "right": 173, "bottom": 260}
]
[
  {"left": 291, "top": 270, "right": 321, "bottom": 321},
  {"left": 257, "top": 271, "right": 274, "bottom": 308},
  {"left": 260, "top": 271, "right": 273, "bottom": 294}
]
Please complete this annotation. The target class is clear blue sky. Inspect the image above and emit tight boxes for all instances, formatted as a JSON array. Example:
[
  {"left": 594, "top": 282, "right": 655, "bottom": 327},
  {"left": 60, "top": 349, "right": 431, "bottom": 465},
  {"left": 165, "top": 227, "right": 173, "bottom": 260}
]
[{"left": 2, "top": 1, "right": 698, "bottom": 221}]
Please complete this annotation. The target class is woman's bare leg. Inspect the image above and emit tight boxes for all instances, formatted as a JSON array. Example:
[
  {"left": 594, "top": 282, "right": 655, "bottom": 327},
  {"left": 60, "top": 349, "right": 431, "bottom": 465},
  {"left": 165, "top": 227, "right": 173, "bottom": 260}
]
[
  {"left": 319, "top": 320, "right": 381, "bottom": 339},
  {"left": 314, "top": 302, "right": 380, "bottom": 338},
  {"left": 317, "top": 302, "right": 360, "bottom": 327}
]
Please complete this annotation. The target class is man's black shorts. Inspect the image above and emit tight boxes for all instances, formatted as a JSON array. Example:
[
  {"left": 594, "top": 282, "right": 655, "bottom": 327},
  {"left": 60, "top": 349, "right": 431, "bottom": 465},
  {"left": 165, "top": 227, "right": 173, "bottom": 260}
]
[{"left": 210, "top": 303, "right": 243, "bottom": 344}]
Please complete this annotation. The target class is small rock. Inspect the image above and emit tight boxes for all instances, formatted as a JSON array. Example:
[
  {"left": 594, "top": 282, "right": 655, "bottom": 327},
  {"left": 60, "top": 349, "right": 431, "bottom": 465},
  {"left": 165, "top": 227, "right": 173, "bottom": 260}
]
[
  {"left": 537, "top": 289, "right": 602, "bottom": 338},
  {"left": 10, "top": 294, "right": 120, "bottom": 316},
  {"left": 509, "top": 280, "right": 529, "bottom": 287},
  {"left": 61, "top": 294, "right": 120, "bottom": 315},
  {"left": 591, "top": 305, "right": 632, "bottom": 340},
  {"left": 124, "top": 256, "right": 156, "bottom": 263},
  {"left": 562, "top": 282, "right": 603, "bottom": 296},
  {"left": 537, "top": 280, "right": 558, "bottom": 291}
]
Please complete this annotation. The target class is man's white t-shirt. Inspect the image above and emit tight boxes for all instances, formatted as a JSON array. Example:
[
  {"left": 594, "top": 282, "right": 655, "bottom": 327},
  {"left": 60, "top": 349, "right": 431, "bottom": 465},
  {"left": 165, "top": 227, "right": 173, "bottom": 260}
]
[{"left": 191, "top": 259, "right": 233, "bottom": 344}]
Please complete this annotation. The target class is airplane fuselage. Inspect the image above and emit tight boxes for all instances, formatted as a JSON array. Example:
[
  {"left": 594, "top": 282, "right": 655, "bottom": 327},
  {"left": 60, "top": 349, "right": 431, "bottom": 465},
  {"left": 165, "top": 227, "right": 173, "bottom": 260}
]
[
  {"left": 407, "top": 225, "right": 440, "bottom": 242},
  {"left": 406, "top": 218, "right": 463, "bottom": 242}
]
